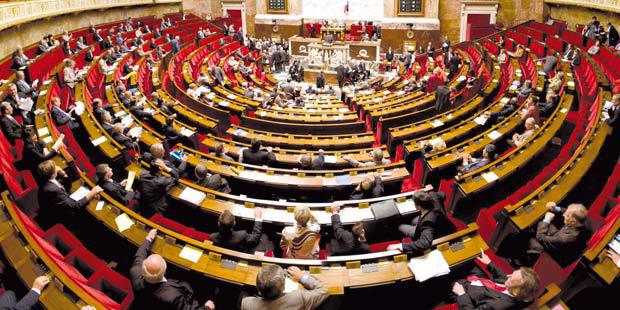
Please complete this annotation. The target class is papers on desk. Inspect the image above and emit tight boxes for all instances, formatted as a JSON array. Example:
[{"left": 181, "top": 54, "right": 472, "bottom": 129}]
[
  {"left": 430, "top": 119, "right": 444, "bottom": 128},
  {"left": 446, "top": 114, "right": 453, "bottom": 119},
  {"left": 114, "top": 213, "right": 134, "bottom": 233},
  {"left": 207, "top": 92, "right": 216, "bottom": 100},
  {"left": 262, "top": 208, "right": 295, "bottom": 224},
  {"left": 91, "top": 135, "right": 107, "bottom": 146},
  {"left": 322, "top": 174, "right": 351, "bottom": 186},
  {"left": 70, "top": 186, "right": 90, "bottom": 201},
  {"left": 121, "top": 115, "right": 133, "bottom": 127},
  {"left": 482, "top": 171, "right": 499, "bottom": 183},
  {"left": 509, "top": 85, "right": 518, "bottom": 91},
  {"left": 227, "top": 94, "right": 237, "bottom": 100},
  {"left": 604, "top": 101, "right": 613, "bottom": 110},
  {"left": 180, "top": 127, "right": 195, "bottom": 137},
  {"left": 18, "top": 98, "right": 34, "bottom": 112},
  {"left": 232, "top": 205, "right": 255, "bottom": 219},
  {"left": 396, "top": 90, "right": 406, "bottom": 96},
  {"left": 560, "top": 108, "right": 568, "bottom": 114},
  {"left": 456, "top": 75, "right": 467, "bottom": 82},
  {"left": 37, "top": 127, "right": 49, "bottom": 137},
  {"left": 324, "top": 155, "right": 337, "bottom": 164},
  {"left": 567, "top": 81, "right": 575, "bottom": 88},
  {"left": 39, "top": 90, "right": 48, "bottom": 96},
  {"left": 179, "top": 187, "right": 206, "bottom": 205},
  {"left": 383, "top": 90, "right": 391, "bottom": 95},
  {"left": 124, "top": 171, "right": 135, "bottom": 191},
  {"left": 403, "top": 79, "right": 410, "bottom": 85},
  {"left": 114, "top": 110, "right": 126, "bottom": 118},
  {"left": 284, "top": 277, "right": 300, "bottom": 293},
  {"left": 218, "top": 101, "right": 230, "bottom": 107},
  {"left": 233, "top": 128, "right": 247, "bottom": 136},
  {"left": 42, "top": 136, "right": 53, "bottom": 144},
  {"left": 179, "top": 245, "right": 203, "bottom": 263},
  {"left": 259, "top": 111, "right": 267, "bottom": 117},
  {"left": 127, "top": 127, "right": 142, "bottom": 138},
  {"left": 374, "top": 98, "right": 381, "bottom": 103},
  {"left": 408, "top": 250, "right": 450, "bottom": 282},
  {"left": 538, "top": 70, "right": 547, "bottom": 76},
  {"left": 334, "top": 114, "right": 344, "bottom": 121},
  {"left": 339, "top": 108, "right": 349, "bottom": 113},
  {"left": 500, "top": 97, "right": 510, "bottom": 104},
  {"left": 487, "top": 130, "right": 502, "bottom": 141},
  {"left": 95, "top": 200, "right": 105, "bottom": 211},
  {"left": 143, "top": 107, "right": 154, "bottom": 114},
  {"left": 338, "top": 207, "right": 374, "bottom": 223},
  {"left": 474, "top": 115, "right": 488, "bottom": 126},
  {"left": 396, "top": 200, "right": 416, "bottom": 214},
  {"left": 34, "top": 109, "right": 44, "bottom": 115}
]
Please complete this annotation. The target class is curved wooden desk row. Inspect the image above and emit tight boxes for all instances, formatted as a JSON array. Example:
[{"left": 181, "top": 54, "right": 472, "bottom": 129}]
[{"left": 492, "top": 89, "right": 610, "bottom": 250}]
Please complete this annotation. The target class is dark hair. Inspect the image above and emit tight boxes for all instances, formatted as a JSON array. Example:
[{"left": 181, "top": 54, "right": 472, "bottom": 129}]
[
  {"left": 483, "top": 144, "right": 497, "bottom": 159},
  {"left": 256, "top": 265, "right": 285, "bottom": 300},
  {"left": 218, "top": 210, "right": 235, "bottom": 234},
  {"left": 250, "top": 138, "right": 261, "bottom": 152},
  {"left": 95, "top": 164, "right": 109, "bottom": 182},
  {"left": 412, "top": 191, "right": 434, "bottom": 211}
]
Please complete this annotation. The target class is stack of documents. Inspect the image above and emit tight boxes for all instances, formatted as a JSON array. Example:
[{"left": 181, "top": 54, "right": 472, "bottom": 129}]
[{"left": 408, "top": 250, "right": 450, "bottom": 282}]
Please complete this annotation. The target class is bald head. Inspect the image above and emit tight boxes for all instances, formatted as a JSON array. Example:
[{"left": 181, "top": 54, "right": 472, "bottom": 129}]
[
  {"left": 150, "top": 143, "right": 165, "bottom": 159},
  {"left": 143, "top": 254, "right": 166, "bottom": 284}
]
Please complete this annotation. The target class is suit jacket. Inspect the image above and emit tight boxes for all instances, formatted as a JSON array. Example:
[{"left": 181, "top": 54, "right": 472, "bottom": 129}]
[
  {"left": 12, "top": 55, "right": 29, "bottom": 70},
  {"left": 130, "top": 240, "right": 210, "bottom": 310},
  {"left": 16, "top": 80, "right": 35, "bottom": 96},
  {"left": 170, "top": 39, "right": 180, "bottom": 53},
  {"left": 37, "top": 178, "right": 89, "bottom": 229},
  {"left": 0, "top": 115, "right": 24, "bottom": 145},
  {"left": 195, "top": 174, "right": 231, "bottom": 194},
  {"left": 138, "top": 170, "right": 177, "bottom": 215},
  {"left": 22, "top": 140, "right": 57, "bottom": 172},
  {"left": 98, "top": 179, "right": 134, "bottom": 205},
  {"left": 241, "top": 274, "right": 328, "bottom": 310},
  {"left": 316, "top": 75, "right": 325, "bottom": 89},
  {"left": 350, "top": 176, "right": 384, "bottom": 199},
  {"left": 301, "top": 154, "right": 325, "bottom": 170},
  {"left": 608, "top": 25, "right": 620, "bottom": 46},
  {"left": 209, "top": 220, "right": 262, "bottom": 253},
  {"left": 606, "top": 106, "right": 620, "bottom": 130},
  {"left": 401, "top": 194, "right": 455, "bottom": 255},
  {"left": 51, "top": 106, "right": 78, "bottom": 129},
  {"left": 435, "top": 85, "right": 451, "bottom": 114},
  {"left": 534, "top": 207, "right": 591, "bottom": 267},
  {"left": 386, "top": 51, "right": 394, "bottom": 62},
  {"left": 456, "top": 263, "right": 532, "bottom": 310},
  {"left": 449, "top": 55, "right": 461, "bottom": 74},
  {"left": 241, "top": 149, "right": 276, "bottom": 166},
  {"left": 460, "top": 158, "right": 490, "bottom": 175},
  {"left": 0, "top": 290, "right": 40, "bottom": 310},
  {"left": 328, "top": 214, "right": 370, "bottom": 256}
]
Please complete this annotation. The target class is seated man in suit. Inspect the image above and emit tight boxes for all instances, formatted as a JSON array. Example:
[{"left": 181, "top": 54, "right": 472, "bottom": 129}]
[
  {"left": 130, "top": 229, "right": 215, "bottom": 310},
  {"left": 350, "top": 174, "right": 384, "bottom": 199},
  {"left": 241, "top": 265, "right": 328, "bottom": 310},
  {"left": 210, "top": 209, "right": 274, "bottom": 254},
  {"left": 95, "top": 163, "right": 138, "bottom": 205},
  {"left": 0, "top": 101, "right": 26, "bottom": 145},
  {"left": 213, "top": 142, "right": 234, "bottom": 161},
  {"left": 37, "top": 160, "right": 102, "bottom": 230},
  {"left": 342, "top": 148, "right": 390, "bottom": 167},
  {"left": 388, "top": 190, "right": 456, "bottom": 255},
  {"left": 138, "top": 159, "right": 179, "bottom": 217},
  {"left": 328, "top": 203, "right": 370, "bottom": 256},
  {"left": 458, "top": 144, "right": 497, "bottom": 175},
  {"left": 452, "top": 251, "right": 540, "bottom": 309},
  {"left": 100, "top": 111, "right": 115, "bottom": 134},
  {"left": 111, "top": 123, "right": 139, "bottom": 153},
  {"left": 526, "top": 202, "right": 590, "bottom": 267},
  {"left": 21, "top": 128, "right": 65, "bottom": 175},
  {"left": 93, "top": 98, "right": 117, "bottom": 123},
  {"left": 0, "top": 276, "right": 50, "bottom": 310},
  {"left": 143, "top": 143, "right": 188, "bottom": 178},
  {"left": 299, "top": 150, "right": 325, "bottom": 170},
  {"left": 50, "top": 96, "right": 80, "bottom": 130},
  {"left": 192, "top": 164, "right": 231, "bottom": 193},
  {"left": 240, "top": 139, "right": 276, "bottom": 166}
]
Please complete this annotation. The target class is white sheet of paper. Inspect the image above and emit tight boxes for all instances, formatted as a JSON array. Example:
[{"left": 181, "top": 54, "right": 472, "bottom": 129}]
[
  {"left": 233, "top": 128, "right": 247, "bottom": 136},
  {"left": 37, "top": 127, "right": 49, "bottom": 137},
  {"left": 95, "top": 200, "right": 105, "bottom": 211},
  {"left": 179, "top": 187, "right": 206, "bottom": 205},
  {"left": 179, "top": 245, "right": 203, "bottom": 263},
  {"left": 431, "top": 119, "right": 444, "bottom": 128},
  {"left": 482, "top": 171, "right": 499, "bottom": 183},
  {"left": 232, "top": 205, "right": 255, "bottom": 219},
  {"left": 313, "top": 211, "right": 332, "bottom": 225},
  {"left": 39, "top": 90, "right": 48, "bottom": 96},
  {"left": 500, "top": 97, "right": 510, "bottom": 104},
  {"left": 567, "top": 81, "right": 575, "bottom": 88},
  {"left": 284, "top": 277, "right": 300, "bottom": 293},
  {"left": 262, "top": 208, "right": 295, "bottom": 224},
  {"left": 91, "top": 136, "right": 107, "bottom": 146},
  {"left": 114, "top": 213, "right": 134, "bottom": 232},
  {"left": 218, "top": 101, "right": 230, "bottom": 107},
  {"left": 70, "top": 186, "right": 90, "bottom": 201},
  {"left": 324, "top": 155, "right": 337, "bottom": 164},
  {"left": 396, "top": 90, "right": 406, "bottom": 96},
  {"left": 127, "top": 127, "right": 142, "bottom": 138},
  {"left": 396, "top": 200, "right": 416, "bottom": 214},
  {"left": 487, "top": 130, "right": 502, "bottom": 140},
  {"left": 339, "top": 108, "right": 349, "bottom": 113},
  {"left": 374, "top": 98, "right": 381, "bottom": 103},
  {"left": 114, "top": 110, "right": 126, "bottom": 118},
  {"left": 180, "top": 127, "right": 195, "bottom": 137},
  {"left": 560, "top": 108, "right": 568, "bottom": 113},
  {"left": 125, "top": 171, "right": 136, "bottom": 191},
  {"left": 456, "top": 76, "right": 466, "bottom": 82},
  {"left": 207, "top": 92, "right": 216, "bottom": 100},
  {"left": 42, "top": 136, "right": 53, "bottom": 144},
  {"left": 74, "top": 101, "right": 85, "bottom": 116},
  {"left": 408, "top": 250, "right": 450, "bottom": 282},
  {"left": 227, "top": 94, "right": 237, "bottom": 100}
]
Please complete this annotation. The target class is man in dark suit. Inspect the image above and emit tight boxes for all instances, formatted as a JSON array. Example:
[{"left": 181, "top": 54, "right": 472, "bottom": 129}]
[
  {"left": 336, "top": 65, "right": 346, "bottom": 88},
  {"left": 604, "top": 94, "right": 620, "bottom": 130},
  {"left": 402, "top": 50, "right": 412, "bottom": 72},
  {"left": 210, "top": 208, "right": 273, "bottom": 253},
  {"left": 240, "top": 139, "right": 276, "bottom": 166},
  {"left": 350, "top": 174, "right": 384, "bottom": 199},
  {"left": 130, "top": 229, "right": 215, "bottom": 310},
  {"left": 452, "top": 251, "right": 540, "bottom": 309},
  {"left": 192, "top": 164, "right": 231, "bottom": 193},
  {"left": 5, "top": 83, "right": 34, "bottom": 125},
  {"left": 299, "top": 150, "right": 325, "bottom": 170},
  {"left": 96, "top": 163, "right": 137, "bottom": 205},
  {"left": 272, "top": 47, "right": 282, "bottom": 72},
  {"left": 143, "top": 142, "right": 188, "bottom": 178},
  {"left": 316, "top": 71, "right": 325, "bottom": 89},
  {"left": 138, "top": 158, "right": 179, "bottom": 217},
  {"left": 435, "top": 85, "right": 453, "bottom": 114},
  {"left": 448, "top": 52, "right": 461, "bottom": 79},
  {"left": 328, "top": 203, "right": 370, "bottom": 256},
  {"left": 36, "top": 160, "right": 103, "bottom": 229},
  {"left": 50, "top": 97, "right": 80, "bottom": 130},
  {"left": 0, "top": 276, "right": 50, "bottom": 310},
  {"left": 388, "top": 190, "right": 456, "bottom": 255},
  {"left": 386, "top": 47, "right": 394, "bottom": 62},
  {"left": 0, "top": 102, "right": 25, "bottom": 145},
  {"left": 527, "top": 202, "right": 591, "bottom": 267},
  {"left": 606, "top": 22, "right": 619, "bottom": 47},
  {"left": 170, "top": 36, "right": 181, "bottom": 54},
  {"left": 21, "top": 129, "right": 64, "bottom": 174}
]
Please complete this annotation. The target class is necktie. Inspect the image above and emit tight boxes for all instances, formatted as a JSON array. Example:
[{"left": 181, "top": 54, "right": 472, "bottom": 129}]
[{"left": 467, "top": 276, "right": 507, "bottom": 293}]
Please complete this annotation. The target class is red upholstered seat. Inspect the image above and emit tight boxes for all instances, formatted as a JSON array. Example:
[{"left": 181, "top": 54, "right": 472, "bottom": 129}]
[
  {"left": 86, "top": 268, "right": 134, "bottom": 310},
  {"left": 44, "top": 224, "right": 85, "bottom": 257}
]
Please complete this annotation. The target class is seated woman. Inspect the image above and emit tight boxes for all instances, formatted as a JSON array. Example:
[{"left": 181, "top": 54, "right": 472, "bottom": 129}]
[
  {"left": 511, "top": 117, "right": 539, "bottom": 147},
  {"left": 280, "top": 206, "right": 321, "bottom": 259}
]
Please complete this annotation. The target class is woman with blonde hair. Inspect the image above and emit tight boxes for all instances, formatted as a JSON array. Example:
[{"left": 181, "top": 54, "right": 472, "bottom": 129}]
[{"left": 280, "top": 206, "right": 321, "bottom": 259}]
